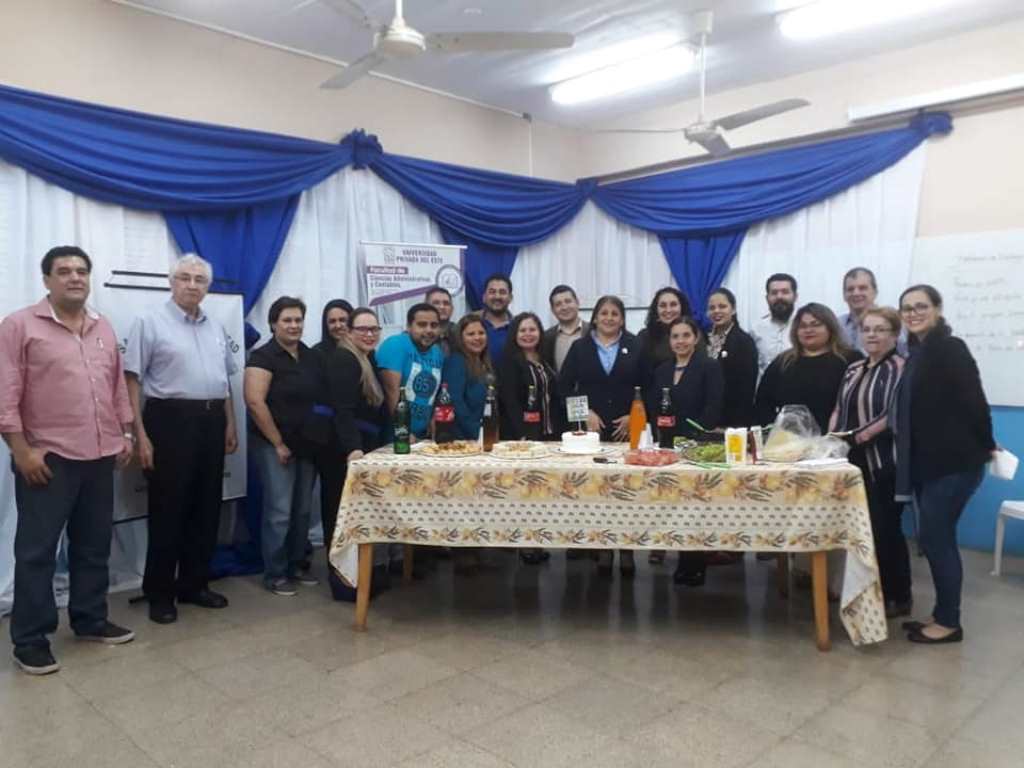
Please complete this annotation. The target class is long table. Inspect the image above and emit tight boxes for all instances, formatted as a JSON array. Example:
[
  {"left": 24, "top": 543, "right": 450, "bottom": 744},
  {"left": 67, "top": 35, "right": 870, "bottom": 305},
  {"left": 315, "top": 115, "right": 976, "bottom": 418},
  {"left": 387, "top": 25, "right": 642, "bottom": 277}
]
[{"left": 328, "top": 444, "right": 888, "bottom": 650}]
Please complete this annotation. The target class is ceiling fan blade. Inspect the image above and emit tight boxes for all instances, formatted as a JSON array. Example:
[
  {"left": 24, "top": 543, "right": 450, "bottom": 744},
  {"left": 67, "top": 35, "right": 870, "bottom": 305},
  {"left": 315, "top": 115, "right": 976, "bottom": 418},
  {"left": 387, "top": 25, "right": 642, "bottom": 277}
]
[
  {"left": 690, "top": 131, "right": 731, "bottom": 156},
  {"left": 320, "top": 50, "right": 387, "bottom": 89},
  {"left": 713, "top": 98, "right": 810, "bottom": 131},
  {"left": 320, "top": 0, "right": 376, "bottom": 29},
  {"left": 593, "top": 128, "right": 685, "bottom": 134},
  {"left": 427, "top": 31, "right": 574, "bottom": 53}
]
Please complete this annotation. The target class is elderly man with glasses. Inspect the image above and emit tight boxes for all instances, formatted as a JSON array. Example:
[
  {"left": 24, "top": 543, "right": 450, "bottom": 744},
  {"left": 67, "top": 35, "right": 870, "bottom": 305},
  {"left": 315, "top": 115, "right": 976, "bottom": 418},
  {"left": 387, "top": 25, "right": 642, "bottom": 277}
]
[{"left": 124, "top": 254, "right": 239, "bottom": 625}]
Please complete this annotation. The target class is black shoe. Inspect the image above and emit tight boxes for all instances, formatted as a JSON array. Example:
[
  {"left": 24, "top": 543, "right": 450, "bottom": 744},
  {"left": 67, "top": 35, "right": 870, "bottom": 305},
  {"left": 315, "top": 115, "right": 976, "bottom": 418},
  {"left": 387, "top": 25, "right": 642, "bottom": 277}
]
[
  {"left": 908, "top": 626, "right": 963, "bottom": 644},
  {"left": 901, "top": 618, "right": 931, "bottom": 632},
  {"left": 885, "top": 599, "right": 913, "bottom": 619},
  {"left": 178, "top": 589, "right": 229, "bottom": 609},
  {"left": 673, "top": 568, "right": 706, "bottom": 587},
  {"left": 520, "top": 549, "right": 550, "bottom": 565},
  {"left": 75, "top": 621, "right": 135, "bottom": 644},
  {"left": 149, "top": 601, "right": 178, "bottom": 624},
  {"left": 13, "top": 646, "right": 60, "bottom": 675}
]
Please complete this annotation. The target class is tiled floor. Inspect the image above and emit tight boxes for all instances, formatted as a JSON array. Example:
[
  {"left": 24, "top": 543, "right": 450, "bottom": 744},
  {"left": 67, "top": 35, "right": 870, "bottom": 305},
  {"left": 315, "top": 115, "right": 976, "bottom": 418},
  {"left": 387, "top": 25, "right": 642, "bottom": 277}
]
[{"left": 2, "top": 547, "right": 1023, "bottom": 768}]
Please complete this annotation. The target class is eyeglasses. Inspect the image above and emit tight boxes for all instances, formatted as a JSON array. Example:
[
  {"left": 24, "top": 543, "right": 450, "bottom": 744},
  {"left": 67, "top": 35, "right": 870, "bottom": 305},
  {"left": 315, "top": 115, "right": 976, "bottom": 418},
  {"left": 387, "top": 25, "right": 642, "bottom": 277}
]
[
  {"left": 900, "top": 303, "right": 932, "bottom": 315},
  {"left": 861, "top": 326, "right": 893, "bottom": 336},
  {"left": 174, "top": 274, "right": 209, "bottom": 286},
  {"left": 351, "top": 326, "right": 382, "bottom": 335},
  {"left": 797, "top": 320, "right": 825, "bottom": 330}
]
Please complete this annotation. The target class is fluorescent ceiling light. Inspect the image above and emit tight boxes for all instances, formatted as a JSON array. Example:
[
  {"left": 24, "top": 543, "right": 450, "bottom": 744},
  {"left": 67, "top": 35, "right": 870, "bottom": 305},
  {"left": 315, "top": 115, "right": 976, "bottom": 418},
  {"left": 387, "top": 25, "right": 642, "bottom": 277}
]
[
  {"left": 777, "top": 0, "right": 957, "bottom": 41},
  {"left": 549, "top": 45, "right": 694, "bottom": 106}
]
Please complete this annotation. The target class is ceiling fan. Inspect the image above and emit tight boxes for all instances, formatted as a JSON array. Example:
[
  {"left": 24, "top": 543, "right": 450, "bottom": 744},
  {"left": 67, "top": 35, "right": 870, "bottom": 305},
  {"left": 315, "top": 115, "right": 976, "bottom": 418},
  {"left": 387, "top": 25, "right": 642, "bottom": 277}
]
[
  {"left": 600, "top": 10, "right": 809, "bottom": 157},
  {"left": 318, "top": 0, "right": 575, "bottom": 90}
]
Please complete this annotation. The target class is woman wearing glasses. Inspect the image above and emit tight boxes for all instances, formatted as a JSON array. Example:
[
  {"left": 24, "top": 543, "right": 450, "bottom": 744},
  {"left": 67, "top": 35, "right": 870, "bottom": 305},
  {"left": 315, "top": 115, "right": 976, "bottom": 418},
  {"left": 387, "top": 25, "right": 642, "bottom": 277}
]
[
  {"left": 894, "top": 285, "right": 995, "bottom": 645},
  {"left": 829, "top": 307, "right": 910, "bottom": 618},
  {"left": 755, "top": 303, "right": 861, "bottom": 434},
  {"left": 321, "top": 307, "right": 388, "bottom": 565}
]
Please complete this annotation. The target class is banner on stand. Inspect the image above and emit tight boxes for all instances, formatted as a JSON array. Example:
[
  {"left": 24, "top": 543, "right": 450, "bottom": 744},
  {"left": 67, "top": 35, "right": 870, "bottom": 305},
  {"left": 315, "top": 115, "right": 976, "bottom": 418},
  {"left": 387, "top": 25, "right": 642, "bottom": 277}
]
[{"left": 363, "top": 241, "right": 465, "bottom": 307}]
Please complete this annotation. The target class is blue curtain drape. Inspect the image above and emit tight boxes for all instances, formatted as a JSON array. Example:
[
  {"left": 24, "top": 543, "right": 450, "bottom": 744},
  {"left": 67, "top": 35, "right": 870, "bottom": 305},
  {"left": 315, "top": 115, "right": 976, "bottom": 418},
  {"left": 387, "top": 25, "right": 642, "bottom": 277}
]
[
  {"left": 0, "top": 81, "right": 951, "bottom": 315},
  {"left": 593, "top": 113, "right": 952, "bottom": 321},
  {"left": 0, "top": 83, "right": 361, "bottom": 311},
  {"left": 367, "top": 146, "right": 591, "bottom": 307}
]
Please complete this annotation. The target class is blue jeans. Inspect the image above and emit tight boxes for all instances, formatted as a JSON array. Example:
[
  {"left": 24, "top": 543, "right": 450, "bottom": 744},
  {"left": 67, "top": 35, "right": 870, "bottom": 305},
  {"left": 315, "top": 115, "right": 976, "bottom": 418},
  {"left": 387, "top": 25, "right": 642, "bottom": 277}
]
[
  {"left": 11, "top": 455, "right": 115, "bottom": 649},
  {"left": 253, "top": 438, "right": 316, "bottom": 586},
  {"left": 915, "top": 466, "right": 984, "bottom": 628}
]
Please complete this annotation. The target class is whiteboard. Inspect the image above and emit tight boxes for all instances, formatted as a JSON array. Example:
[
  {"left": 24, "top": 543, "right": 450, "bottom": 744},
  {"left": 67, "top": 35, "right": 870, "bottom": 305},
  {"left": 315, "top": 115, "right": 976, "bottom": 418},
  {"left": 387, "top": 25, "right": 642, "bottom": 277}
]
[{"left": 910, "top": 229, "right": 1024, "bottom": 406}]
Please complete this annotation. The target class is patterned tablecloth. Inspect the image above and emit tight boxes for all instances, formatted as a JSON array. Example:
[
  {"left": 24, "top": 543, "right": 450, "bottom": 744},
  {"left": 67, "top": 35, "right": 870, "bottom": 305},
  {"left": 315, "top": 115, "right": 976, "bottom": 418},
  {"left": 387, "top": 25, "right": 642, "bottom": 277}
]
[{"left": 329, "top": 444, "right": 888, "bottom": 645}]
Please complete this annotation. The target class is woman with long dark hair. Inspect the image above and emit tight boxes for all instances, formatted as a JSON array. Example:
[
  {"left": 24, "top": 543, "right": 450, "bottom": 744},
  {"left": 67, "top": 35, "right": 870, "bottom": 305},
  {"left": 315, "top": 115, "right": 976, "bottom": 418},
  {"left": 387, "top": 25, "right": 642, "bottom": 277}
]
[
  {"left": 755, "top": 303, "right": 862, "bottom": 433},
  {"left": 443, "top": 314, "right": 493, "bottom": 441},
  {"left": 499, "top": 312, "right": 562, "bottom": 566},
  {"left": 560, "top": 295, "right": 644, "bottom": 577},
  {"left": 830, "top": 307, "right": 910, "bottom": 618},
  {"left": 637, "top": 286, "right": 693, "bottom": 376},
  {"left": 894, "top": 285, "right": 994, "bottom": 644},
  {"left": 705, "top": 288, "right": 758, "bottom": 427}
]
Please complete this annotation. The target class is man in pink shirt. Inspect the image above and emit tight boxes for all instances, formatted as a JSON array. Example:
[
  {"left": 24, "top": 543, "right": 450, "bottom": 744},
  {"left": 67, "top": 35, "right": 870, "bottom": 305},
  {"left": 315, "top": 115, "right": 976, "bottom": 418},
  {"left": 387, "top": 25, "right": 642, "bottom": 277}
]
[{"left": 0, "top": 246, "right": 136, "bottom": 675}]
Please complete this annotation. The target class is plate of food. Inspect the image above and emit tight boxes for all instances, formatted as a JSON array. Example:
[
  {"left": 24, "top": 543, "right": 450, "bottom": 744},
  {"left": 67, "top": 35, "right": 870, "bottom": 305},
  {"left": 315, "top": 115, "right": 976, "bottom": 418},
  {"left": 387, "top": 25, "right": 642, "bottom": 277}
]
[
  {"left": 678, "top": 441, "right": 727, "bottom": 464},
  {"left": 418, "top": 440, "right": 481, "bottom": 458},
  {"left": 624, "top": 448, "right": 679, "bottom": 467},
  {"left": 490, "top": 441, "right": 551, "bottom": 460}
]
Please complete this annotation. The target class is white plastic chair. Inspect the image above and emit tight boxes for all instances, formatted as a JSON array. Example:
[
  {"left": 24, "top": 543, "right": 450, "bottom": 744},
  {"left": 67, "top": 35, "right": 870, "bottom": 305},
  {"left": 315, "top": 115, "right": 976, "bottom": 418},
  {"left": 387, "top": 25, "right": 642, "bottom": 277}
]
[{"left": 992, "top": 501, "right": 1024, "bottom": 576}]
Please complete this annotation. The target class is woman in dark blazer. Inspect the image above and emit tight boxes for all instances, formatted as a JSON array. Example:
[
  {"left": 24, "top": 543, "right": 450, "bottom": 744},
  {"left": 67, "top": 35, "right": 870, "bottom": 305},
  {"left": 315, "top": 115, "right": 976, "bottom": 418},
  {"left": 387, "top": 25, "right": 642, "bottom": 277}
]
[
  {"left": 559, "top": 295, "right": 644, "bottom": 577},
  {"left": 705, "top": 288, "right": 757, "bottom": 427},
  {"left": 650, "top": 317, "right": 724, "bottom": 586},
  {"left": 894, "top": 285, "right": 995, "bottom": 645},
  {"left": 498, "top": 312, "right": 562, "bottom": 442},
  {"left": 322, "top": 307, "right": 391, "bottom": 600},
  {"left": 637, "top": 287, "right": 693, "bottom": 378}
]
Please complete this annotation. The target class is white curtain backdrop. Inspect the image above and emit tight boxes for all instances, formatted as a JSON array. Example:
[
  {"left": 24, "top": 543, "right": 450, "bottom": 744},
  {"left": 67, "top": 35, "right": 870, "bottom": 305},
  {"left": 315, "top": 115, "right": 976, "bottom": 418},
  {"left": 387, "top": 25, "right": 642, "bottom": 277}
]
[
  {"left": 0, "top": 143, "right": 926, "bottom": 613},
  {"left": 723, "top": 145, "right": 927, "bottom": 329}
]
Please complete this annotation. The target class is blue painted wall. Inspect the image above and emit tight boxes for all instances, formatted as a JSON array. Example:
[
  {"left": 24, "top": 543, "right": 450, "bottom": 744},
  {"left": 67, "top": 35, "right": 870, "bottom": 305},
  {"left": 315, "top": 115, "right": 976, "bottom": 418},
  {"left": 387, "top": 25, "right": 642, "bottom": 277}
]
[{"left": 959, "top": 407, "right": 1024, "bottom": 556}]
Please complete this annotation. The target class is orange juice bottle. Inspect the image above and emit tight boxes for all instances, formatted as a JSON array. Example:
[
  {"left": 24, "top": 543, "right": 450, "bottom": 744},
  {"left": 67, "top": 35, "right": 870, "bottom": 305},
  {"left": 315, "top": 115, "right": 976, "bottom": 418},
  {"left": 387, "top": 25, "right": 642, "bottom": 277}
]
[{"left": 628, "top": 386, "right": 647, "bottom": 449}]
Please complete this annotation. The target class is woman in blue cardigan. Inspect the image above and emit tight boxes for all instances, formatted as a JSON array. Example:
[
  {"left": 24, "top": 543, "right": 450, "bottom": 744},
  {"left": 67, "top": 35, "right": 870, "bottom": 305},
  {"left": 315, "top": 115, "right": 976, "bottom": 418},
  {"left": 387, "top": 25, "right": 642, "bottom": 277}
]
[
  {"left": 559, "top": 295, "right": 644, "bottom": 577},
  {"left": 440, "top": 314, "right": 492, "bottom": 573},
  {"left": 442, "top": 314, "right": 492, "bottom": 442}
]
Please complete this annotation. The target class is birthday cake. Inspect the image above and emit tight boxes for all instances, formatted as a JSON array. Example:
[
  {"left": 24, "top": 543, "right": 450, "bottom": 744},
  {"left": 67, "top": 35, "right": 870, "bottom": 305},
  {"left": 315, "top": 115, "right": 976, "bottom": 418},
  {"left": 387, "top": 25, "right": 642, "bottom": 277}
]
[{"left": 560, "top": 430, "right": 601, "bottom": 454}]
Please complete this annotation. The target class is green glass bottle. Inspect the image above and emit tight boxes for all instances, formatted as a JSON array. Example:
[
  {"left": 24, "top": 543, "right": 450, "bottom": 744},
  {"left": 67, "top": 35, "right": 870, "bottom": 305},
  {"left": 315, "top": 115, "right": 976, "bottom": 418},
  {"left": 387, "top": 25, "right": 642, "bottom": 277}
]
[{"left": 393, "top": 389, "right": 411, "bottom": 455}]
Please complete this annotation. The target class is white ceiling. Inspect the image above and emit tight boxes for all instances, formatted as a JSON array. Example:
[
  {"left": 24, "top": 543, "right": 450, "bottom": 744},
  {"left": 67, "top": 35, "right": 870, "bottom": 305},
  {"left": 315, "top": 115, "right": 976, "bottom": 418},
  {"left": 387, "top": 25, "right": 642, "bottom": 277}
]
[{"left": 116, "top": 0, "right": 1024, "bottom": 126}]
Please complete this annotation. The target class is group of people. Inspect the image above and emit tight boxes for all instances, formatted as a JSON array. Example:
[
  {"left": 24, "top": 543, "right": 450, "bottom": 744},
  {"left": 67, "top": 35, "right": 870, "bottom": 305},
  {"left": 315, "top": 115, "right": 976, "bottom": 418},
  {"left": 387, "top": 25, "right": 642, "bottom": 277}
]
[{"left": 0, "top": 246, "right": 994, "bottom": 675}]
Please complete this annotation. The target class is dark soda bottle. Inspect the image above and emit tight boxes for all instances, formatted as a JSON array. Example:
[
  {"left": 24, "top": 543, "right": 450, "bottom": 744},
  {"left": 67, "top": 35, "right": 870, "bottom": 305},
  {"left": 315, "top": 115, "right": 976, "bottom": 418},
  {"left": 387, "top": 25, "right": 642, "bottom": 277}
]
[
  {"left": 522, "top": 383, "right": 542, "bottom": 440},
  {"left": 433, "top": 382, "right": 457, "bottom": 444},
  {"left": 657, "top": 387, "right": 676, "bottom": 449},
  {"left": 393, "top": 389, "right": 411, "bottom": 455},
  {"left": 482, "top": 384, "right": 499, "bottom": 451}
]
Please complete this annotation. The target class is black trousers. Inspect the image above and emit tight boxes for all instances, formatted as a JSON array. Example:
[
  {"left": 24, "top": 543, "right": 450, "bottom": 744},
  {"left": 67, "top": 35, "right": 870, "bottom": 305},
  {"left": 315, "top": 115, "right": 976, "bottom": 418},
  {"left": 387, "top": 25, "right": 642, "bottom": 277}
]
[
  {"left": 865, "top": 468, "right": 912, "bottom": 604},
  {"left": 11, "top": 455, "right": 115, "bottom": 649},
  {"left": 316, "top": 437, "right": 347, "bottom": 556},
  {"left": 142, "top": 399, "right": 226, "bottom": 603}
]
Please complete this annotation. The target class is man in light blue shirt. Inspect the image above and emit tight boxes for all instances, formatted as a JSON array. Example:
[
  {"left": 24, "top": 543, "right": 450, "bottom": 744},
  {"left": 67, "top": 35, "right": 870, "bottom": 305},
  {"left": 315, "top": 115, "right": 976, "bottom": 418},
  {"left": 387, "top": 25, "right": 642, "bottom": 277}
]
[{"left": 124, "top": 254, "right": 238, "bottom": 625}]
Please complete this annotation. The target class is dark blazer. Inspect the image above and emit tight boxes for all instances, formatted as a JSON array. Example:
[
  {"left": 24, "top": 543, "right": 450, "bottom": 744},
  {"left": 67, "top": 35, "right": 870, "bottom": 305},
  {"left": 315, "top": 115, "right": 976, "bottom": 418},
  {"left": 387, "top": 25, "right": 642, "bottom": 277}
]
[
  {"left": 497, "top": 353, "right": 561, "bottom": 440},
  {"left": 900, "top": 329, "right": 994, "bottom": 486},
  {"left": 649, "top": 354, "right": 724, "bottom": 442},
  {"left": 716, "top": 325, "right": 758, "bottom": 427},
  {"left": 559, "top": 331, "right": 643, "bottom": 440},
  {"left": 322, "top": 347, "right": 388, "bottom": 455},
  {"left": 541, "top": 321, "right": 589, "bottom": 371}
]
